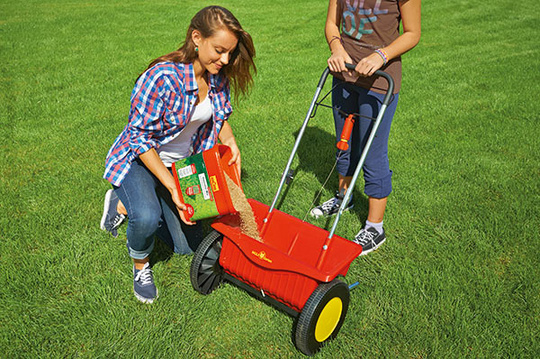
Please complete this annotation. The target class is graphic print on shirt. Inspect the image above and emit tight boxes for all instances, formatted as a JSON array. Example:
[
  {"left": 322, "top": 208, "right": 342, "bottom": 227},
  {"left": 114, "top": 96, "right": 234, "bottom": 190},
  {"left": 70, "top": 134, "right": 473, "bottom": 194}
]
[{"left": 342, "top": 0, "right": 388, "bottom": 40}]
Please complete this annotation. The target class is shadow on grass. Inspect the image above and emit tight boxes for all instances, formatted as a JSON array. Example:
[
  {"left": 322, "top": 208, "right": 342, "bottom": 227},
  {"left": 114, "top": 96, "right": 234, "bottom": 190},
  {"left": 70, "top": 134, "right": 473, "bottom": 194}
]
[
  {"left": 150, "top": 239, "right": 175, "bottom": 265},
  {"left": 289, "top": 126, "right": 369, "bottom": 227},
  {"left": 150, "top": 218, "right": 205, "bottom": 265}
]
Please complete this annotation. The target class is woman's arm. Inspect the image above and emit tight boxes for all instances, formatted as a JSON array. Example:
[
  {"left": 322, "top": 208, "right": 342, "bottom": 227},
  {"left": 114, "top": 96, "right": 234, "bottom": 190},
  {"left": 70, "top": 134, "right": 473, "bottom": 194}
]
[
  {"left": 139, "top": 148, "right": 195, "bottom": 225},
  {"left": 325, "top": 0, "right": 353, "bottom": 73},
  {"left": 218, "top": 121, "right": 242, "bottom": 177},
  {"left": 355, "top": 0, "right": 422, "bottom": 76}
]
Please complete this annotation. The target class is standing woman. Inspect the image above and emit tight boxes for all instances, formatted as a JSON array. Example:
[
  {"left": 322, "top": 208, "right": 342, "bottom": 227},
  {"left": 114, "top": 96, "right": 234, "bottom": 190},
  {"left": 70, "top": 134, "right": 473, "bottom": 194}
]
[
  {"left": 312, "top": 0, "right": 420, "bottom": 255},
  {"left": 101, "top": 6, "right": 256, "bottom": 303}
]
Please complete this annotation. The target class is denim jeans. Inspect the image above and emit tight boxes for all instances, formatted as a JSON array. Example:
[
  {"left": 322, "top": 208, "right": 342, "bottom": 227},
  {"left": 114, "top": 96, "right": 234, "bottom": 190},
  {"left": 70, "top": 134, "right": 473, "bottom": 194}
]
[
  {"left": 113, "top": 159, "right": 203, "bottom": 260},
  {"left": 332, "top": 77, "right": 399, "bottom": 199}
]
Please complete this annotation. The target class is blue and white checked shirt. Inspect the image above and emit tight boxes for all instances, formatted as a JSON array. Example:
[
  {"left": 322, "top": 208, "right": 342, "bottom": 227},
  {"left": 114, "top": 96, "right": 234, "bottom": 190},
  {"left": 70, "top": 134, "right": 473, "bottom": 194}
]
[{"left": 104, "top": 62, "right": 232, "bottom": 186}]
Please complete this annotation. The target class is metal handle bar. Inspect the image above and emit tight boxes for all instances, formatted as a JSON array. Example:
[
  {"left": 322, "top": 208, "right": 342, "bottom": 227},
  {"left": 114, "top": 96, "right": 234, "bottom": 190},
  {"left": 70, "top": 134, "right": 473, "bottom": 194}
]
[
  {"left": 315, "top": 65, "right": 394, "bottom": 106},
  {"left": 344, "top": 63, "right": 394, "bottom": 105},
  {"left": 266, "top": 65, "right": 395, "bottom": 239},
  {"left": 327, "top": 65, "right": 394, "bottom": 239}
]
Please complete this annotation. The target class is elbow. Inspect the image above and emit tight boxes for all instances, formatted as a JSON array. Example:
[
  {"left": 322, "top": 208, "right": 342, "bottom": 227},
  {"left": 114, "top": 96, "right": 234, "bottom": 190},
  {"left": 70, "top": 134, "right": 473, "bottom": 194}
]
[
  {"left": 413, "top": 30, "right": 421, "bottom": 47},
  {"left": 407, "top": 30, "right": 421, "bottom": 50}
]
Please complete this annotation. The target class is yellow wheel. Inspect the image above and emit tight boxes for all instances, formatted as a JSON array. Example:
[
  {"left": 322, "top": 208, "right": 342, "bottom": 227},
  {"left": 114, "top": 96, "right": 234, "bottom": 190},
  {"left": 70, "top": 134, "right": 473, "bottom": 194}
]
[{"left": 294, "top": 279, "right": 350, "bottom": 356}]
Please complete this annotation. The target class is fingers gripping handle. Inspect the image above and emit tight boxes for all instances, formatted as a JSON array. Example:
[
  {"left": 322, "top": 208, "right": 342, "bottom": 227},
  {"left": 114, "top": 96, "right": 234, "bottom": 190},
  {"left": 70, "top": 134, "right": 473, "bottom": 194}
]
[{"left": 344, "top": 63, "right": 394, "bottom": 105}]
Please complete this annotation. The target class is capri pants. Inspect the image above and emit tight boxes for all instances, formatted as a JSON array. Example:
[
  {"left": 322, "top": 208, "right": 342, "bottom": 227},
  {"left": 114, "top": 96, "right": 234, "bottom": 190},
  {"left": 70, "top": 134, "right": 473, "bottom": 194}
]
[{"left": 332, "top": 77, "right": 399, "bottom": 199}]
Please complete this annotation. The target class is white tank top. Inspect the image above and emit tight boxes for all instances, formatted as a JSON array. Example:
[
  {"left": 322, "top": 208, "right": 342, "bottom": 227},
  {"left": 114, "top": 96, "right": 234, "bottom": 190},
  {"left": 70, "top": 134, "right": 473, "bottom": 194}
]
[{"left": 158, "top": 95, "right": 212, "bottom": 166}]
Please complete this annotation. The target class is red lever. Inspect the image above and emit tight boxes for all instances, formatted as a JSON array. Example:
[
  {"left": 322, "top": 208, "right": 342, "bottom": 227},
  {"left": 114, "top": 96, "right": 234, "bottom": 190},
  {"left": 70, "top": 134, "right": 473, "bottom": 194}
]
[{"left": 337, "top": 114, "right": 355, "bottom": 151}]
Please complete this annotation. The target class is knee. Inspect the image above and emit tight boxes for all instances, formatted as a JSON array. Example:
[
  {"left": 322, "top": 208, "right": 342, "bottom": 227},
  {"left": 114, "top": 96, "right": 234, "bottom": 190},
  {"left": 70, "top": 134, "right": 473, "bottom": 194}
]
[
  {"left": 364, "top": 171, "right": 393, "bottom": 198},
  {"left": 128, "top": 207, "right": 161, "bottom": 236}
]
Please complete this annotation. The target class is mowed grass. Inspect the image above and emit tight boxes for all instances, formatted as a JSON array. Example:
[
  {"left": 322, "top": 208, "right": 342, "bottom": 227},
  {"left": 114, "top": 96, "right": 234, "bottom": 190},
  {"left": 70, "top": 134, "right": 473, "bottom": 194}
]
[{"left": 1, "top": 0, "right": 539, "bottom": 357}]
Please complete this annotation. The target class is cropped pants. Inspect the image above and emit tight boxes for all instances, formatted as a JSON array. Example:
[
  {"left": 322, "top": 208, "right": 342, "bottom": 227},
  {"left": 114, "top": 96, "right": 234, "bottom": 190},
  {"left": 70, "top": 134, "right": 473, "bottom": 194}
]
[{"left": 332, "top": 77, "right": 399, "bottom": 199}]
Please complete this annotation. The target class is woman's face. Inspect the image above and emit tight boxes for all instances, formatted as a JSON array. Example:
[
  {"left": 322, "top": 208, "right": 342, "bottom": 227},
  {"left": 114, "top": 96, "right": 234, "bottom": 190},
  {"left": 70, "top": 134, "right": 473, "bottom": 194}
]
[{"left": 193, "top": 29, "right": 238, "bottom": 75}]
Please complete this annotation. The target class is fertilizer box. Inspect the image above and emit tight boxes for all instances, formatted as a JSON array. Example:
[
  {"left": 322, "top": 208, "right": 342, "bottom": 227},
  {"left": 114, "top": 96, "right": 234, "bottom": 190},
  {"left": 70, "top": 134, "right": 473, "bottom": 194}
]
[{"left": 172, "top": 145, "right": 242, "bottom": 221}]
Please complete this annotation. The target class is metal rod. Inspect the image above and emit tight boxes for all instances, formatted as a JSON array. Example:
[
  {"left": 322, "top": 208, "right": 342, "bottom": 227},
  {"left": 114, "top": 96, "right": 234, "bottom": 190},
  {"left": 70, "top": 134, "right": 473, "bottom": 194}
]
[
  {"left": 327, "top": 66, "right": 394, "bottom": 239},
  {"left": 328, "top": 103, "right": 389, "bottom": 239},
  {"left": 267, "top": 68, "right": 331, "bottom": 216},
  {"left": 266, "top": 65, "right": 394, "bottom": 237}
]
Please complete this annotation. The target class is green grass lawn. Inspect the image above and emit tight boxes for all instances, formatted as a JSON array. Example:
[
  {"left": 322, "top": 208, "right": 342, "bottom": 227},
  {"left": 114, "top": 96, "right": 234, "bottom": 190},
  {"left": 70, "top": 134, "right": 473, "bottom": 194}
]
[{"left": 1, "top": 0, "right": 539, "bottom": 357}]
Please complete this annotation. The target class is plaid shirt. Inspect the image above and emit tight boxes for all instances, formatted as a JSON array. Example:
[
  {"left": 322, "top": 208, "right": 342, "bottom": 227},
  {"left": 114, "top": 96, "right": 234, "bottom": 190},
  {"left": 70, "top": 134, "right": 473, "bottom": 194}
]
[{"left": 104, "top": 62, "right": 232, "bottom": 186}]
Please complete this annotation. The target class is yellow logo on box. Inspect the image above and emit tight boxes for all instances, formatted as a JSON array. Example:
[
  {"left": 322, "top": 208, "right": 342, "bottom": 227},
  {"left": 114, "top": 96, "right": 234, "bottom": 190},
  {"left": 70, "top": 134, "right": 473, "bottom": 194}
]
[
  {"left": 209, "top": 175, "right": 219, "bottom": 192},
  {"left": 251, "top": 250, "right": 272, "bottom": 264}
]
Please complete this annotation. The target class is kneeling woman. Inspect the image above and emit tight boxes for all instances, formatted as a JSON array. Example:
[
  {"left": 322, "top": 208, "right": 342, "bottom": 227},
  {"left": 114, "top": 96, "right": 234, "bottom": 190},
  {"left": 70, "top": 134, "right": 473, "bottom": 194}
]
[{"left": 102, "top": 6, "right": 256, "bottom": 303}]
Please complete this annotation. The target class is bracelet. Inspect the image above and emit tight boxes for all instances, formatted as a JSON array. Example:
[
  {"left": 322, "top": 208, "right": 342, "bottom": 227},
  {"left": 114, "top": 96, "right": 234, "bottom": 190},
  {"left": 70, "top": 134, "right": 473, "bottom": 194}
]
[
  {"left": 374, "top": 49, "right": 388, "bottom": 65},
  {"left": 329, "top": 36, "right": 342, "bottom": 46}
]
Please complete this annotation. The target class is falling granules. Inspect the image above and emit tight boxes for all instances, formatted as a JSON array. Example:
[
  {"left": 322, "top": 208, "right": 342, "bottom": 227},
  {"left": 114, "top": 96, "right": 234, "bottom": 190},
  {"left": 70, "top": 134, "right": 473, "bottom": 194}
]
[{"left": 224, "top": 174, "right": 262, "bottom": 242}]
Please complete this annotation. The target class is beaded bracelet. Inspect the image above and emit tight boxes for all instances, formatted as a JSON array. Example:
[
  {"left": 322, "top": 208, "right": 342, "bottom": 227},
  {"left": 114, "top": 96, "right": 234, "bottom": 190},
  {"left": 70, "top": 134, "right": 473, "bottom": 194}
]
[{"left": 375, "top": 48, "right": 388, "bottom": 65}]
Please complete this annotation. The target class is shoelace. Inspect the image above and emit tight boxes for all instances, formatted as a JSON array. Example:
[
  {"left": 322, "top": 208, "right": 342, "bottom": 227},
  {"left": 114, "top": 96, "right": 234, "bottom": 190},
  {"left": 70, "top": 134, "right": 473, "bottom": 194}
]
[
  {"left": 354, "top": 229, "right": 375, "bottom": 245},
  {"left": 321, "top": 197, "right": 340, "bottom": 211},
  {"left": 111, "top": 214, "right": 125, "bottom": 229},
  {"left": 135, "top": 263, "right": 153, "bottom": 286}
]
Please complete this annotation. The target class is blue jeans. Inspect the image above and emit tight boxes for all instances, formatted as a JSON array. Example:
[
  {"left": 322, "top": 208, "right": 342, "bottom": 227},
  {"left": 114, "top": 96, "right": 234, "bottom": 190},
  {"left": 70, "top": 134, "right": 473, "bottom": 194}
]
[
  {"left": 113, "top": 159, "right": 203, "bottom": 260},
  {"left": 332, "top": 77, "right": 399, "bottom": 199}
]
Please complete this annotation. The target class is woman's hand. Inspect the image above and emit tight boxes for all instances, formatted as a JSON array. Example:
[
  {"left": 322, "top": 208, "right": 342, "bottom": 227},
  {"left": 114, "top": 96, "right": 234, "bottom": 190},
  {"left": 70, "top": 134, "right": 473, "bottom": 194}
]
[
  {"left": 326, "top": 0, "right": 353, "bottom": 74},
  {"left": 218, "top": 121, "right": 242, "bottom": 177},
  {"left": 170, "top": 186, "right": 196, "bottom": 225},
  {"left": 327, "top": 48, "right": 353, "bottom": 73},
  {"left": 354, "top": 52, "right": 385, "bottom": 77},
  {"left": 351, "top": 0, "right": 421, "bottom": 78},
  {"left": 226, "top": 141, "right": 242, "bottom": 178},
  {"left": 139, "top": 149, "right": 196, "bottom": 225}
]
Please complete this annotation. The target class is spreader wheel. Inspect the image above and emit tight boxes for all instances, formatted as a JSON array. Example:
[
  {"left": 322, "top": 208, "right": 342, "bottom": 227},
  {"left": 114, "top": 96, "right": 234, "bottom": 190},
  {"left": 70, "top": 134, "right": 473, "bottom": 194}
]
[
  {"left": 294, "top": 279, "right": 350, "bottom": 356},
  {"left": 190, "top": 230, "right": 224, "bottom": 295}
]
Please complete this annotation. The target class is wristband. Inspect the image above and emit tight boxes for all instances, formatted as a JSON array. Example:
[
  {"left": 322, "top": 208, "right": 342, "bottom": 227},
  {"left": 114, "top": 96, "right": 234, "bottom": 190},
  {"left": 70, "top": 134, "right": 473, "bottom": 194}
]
[
  {"left": 329, "top": 36, "right": 343, "bottom": 46},
  {"left": 375, "top": 49, "right": 388, "bottom": 65}
]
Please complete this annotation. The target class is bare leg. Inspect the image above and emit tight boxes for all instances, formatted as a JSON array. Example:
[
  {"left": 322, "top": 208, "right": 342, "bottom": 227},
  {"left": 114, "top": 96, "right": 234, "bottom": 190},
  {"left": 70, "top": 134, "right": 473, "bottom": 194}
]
[
  {"left": 367, "top": 196, "right": 387, "bottom": 223},
  {"left": 133, "top": 257, "right": 149, "bottom": 270},
  {"left": 338, "top": 174, "right": 351, "bottom": 193},
  {"left": 117, "top": 200, "right": 128, "bottom": 216}
]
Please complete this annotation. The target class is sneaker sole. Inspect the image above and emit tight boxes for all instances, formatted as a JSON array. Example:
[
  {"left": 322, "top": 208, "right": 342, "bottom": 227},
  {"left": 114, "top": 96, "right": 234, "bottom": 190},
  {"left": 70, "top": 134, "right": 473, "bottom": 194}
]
[
  {"left": 100, "top": 189, "right": 113, "bottom": 231},
  {"left": 358, "top": 237, "right": 386, "bottom": 256},
  {"left": 134, "top": 288, "right": 158, "bottom": 304},
  {"left": 310, "top": 204, "right": 354, "bottom": 218}
]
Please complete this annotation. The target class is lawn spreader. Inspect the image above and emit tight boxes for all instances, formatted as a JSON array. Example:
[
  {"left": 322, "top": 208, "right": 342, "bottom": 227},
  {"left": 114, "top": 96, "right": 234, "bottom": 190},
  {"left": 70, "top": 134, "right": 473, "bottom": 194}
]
[{"left": 190, "top": 64, "right": 394, "bottom": 355}]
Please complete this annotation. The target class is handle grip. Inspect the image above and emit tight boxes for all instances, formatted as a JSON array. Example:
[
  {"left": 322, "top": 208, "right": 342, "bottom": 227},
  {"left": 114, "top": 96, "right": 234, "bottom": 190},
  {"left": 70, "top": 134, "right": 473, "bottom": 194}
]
[{"left": 344, "top": 63, "right": 394, "bottom": 105}]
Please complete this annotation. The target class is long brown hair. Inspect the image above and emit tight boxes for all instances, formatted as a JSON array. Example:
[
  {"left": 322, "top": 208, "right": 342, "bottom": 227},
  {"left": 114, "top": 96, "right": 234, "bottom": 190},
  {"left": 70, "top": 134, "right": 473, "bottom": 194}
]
[{"left": 145, "top": 6, "right": 256, "bottom": 100}]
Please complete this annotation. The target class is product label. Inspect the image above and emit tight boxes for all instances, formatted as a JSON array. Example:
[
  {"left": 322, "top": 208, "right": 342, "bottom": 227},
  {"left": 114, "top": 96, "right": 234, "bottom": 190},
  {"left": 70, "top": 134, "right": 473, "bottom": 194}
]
[
  {"left": 177, "top": 164, "right": 197, "bottom": 178},
  {"left": 199, "top": 173, "right": 210, "bottom": 200},
  {"left": 209, "top": 175, "right": 219, "bottom": 192},
  {"left": 173, "top": 152, "right": 219, "bottom": 221},
  {"left": 185, "top": 185, "right": 201, "bottom": 196}
]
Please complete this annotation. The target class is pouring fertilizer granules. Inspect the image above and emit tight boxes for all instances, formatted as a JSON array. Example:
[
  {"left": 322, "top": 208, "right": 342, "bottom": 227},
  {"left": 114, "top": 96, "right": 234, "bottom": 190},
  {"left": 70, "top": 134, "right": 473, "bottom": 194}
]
[
  {"left": 172, "top": 144, "right": 261, "bottom": 241},
  {"left": 224, "top": 174, "right": 261, "bottom": 241}
]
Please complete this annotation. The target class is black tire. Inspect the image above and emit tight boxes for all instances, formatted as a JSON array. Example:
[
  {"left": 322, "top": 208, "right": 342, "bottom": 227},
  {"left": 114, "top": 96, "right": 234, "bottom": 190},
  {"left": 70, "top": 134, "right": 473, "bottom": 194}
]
[
  {"left": 190, "top": 230, "right": 224, "bottom": 295},
  {"left": 294, "top": 279, "right": 350, "bottom": 356}
]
